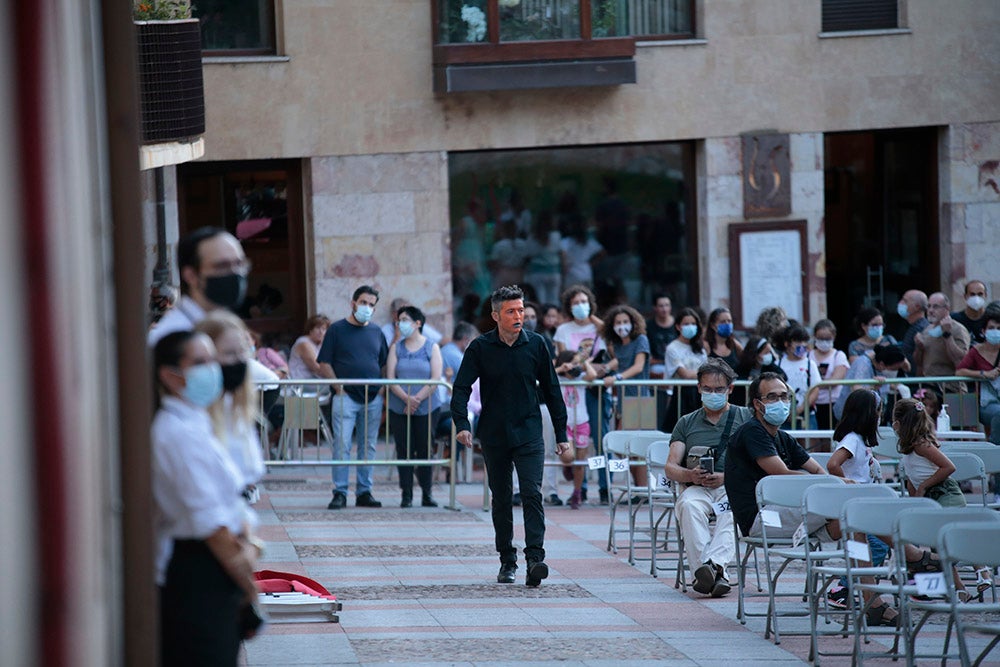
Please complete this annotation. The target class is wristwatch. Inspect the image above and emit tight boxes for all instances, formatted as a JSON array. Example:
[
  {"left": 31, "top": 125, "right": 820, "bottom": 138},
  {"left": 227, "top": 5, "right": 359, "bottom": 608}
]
[
  {"left": 942, "top": 331, "right": 952, "bottom": 338},
  {"left": 614, "top": 373, "right": 623, "bottom": 381}
]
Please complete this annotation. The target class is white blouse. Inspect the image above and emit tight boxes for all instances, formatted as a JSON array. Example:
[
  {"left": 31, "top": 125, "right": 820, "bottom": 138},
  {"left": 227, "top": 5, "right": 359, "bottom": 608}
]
[{"left": 152, "top": 396, "right": 247, "bottom": 584}]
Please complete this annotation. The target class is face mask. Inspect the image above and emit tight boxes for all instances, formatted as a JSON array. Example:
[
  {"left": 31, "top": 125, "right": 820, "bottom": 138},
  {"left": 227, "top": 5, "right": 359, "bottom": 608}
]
[
  {"left": 354, "top": 304, "right": 374, "bottom": 324},
  {"left": 614, "top": 323, "right": 632, "bottom": 338},
  {"left": 203, "top": 273, "right": 247, "bottom": 310},
  {"left": 814, "top": 340, "right": 833, "bottom": 352},
  {"left": 925, "top": 325, "right": 943, "bottom": 338},
  {"left": 867, "top": 325, "right": 884, "bottom": 339},
  {"left": 760, "top": 353, "right": 774, "bottom": 366},
  {"left": 793, "top": 344, "right": 808, "bottom": 358},
  {"left": 398, "top": 321, "right": 415, "bottom": 338},
  {"left": 896, "top": 302, "right": 909, "bottom": 319},
  {"left": 701, "top": 391, "right": 728, "bottom": 411},
  {"left": 523, "top": 318, "right": 537, "bottom": 332},
  {"left": 760, "top": 399, "right": 790, "bottom": 426},
  {"left": 571, "top": 302, "right": 590, "bottom": 320},
  {"left": 181, "top": 362, "right": 223, "bottom": 408},
  {"left": 681, "top": 324, "right": 698, "bottom": 340},
  {"left": 716, "top": 323, "right": 733, "bottom": 338},
  {"left": 221, "top": 361, "right": 248, "bottom": 391},
  {"left": 967, "top": 295, "right": 987, "bottom": 311},
  {"left": 986, "top": 329, "right": 1000, "bottom": 345},
  {"left": 883, "top": 369, "right": 899, "bottom": 378}
]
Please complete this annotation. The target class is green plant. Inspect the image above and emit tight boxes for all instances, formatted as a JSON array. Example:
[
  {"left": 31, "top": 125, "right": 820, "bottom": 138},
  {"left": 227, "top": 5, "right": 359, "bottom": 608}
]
[{"left": 133, "top": 0, "right": 193, "bottom": 21}]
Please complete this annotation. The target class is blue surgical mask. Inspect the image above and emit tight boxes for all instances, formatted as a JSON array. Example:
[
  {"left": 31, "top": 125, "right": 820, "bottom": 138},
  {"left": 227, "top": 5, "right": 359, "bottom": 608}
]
[
  {"left": 867, "top": 325, "right": 884, "bottom": 339},
  {"left": 354, "top": 304, "right": 374, "bottom": 324},
  {"left": 701, "top": 391, "right": 728, "bottom": 411},
  {"left": 181, "top": 362, "right": 223, "bottom": 408},
  {"left": 398, "top": 320, "right": 415, "bottom": 338},
  {"left": 793, "top": 344, "right": 808, "bottom": 358},
  {"left": 925, "top": 325, "right": 943, "bottom": 338},
  {"left": 681, "top": 324, "right": 698, "bottom": 340},
  {"left": 986, "top": 330, "right": 1000, "bottom": 345},
  {"left": 760, "top": 399, "right": 790, "bottom": 426},
  {"left": 571, "top": 302, "right": 590, "bottom": 320},
  {"left": 896, "top": 302, "right": 909, "bottom": 319},
  {"left": 716, "top": 323, "right": 733, "bottom": 338}
]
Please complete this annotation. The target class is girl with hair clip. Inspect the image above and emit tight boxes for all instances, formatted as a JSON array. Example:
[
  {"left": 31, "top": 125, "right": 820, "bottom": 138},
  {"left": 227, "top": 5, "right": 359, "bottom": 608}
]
[{"left": 152, "top": 330, "right": 264, "bottom": 666}]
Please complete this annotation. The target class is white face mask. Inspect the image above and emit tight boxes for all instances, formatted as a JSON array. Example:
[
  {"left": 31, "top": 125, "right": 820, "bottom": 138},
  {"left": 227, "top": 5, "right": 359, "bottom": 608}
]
[
  {"left": 760, "top": 353, "right": 774, "bottom": 366},
  {"left": 967, "top": 295, "right": 987, "bottom": 311},
  {"left": 883, "top": 369, "right": 899, "bottom": 378},
  {"left": 614, "top": 323, "right": 632, "bottom": 338},
  {"left": 814, "top": 339, "right": 834, "bottom": 352}
]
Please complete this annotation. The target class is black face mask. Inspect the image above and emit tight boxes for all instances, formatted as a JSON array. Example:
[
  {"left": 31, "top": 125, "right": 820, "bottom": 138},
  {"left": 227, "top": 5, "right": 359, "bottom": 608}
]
[
  {"left": 203, "top": 273, "right": 248, "bottom": 310},
  {"left": 221, "top": 361, "right": 248, "bottom": 391}
]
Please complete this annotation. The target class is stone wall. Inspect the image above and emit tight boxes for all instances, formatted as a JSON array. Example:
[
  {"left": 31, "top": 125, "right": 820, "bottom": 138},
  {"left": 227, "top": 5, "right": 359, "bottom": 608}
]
[
  {"left": 310, "top": 151, "right": 453, "bottom": 336},
  {"left": 939, "top": 122, "right": 1000, "bottom": 306}
]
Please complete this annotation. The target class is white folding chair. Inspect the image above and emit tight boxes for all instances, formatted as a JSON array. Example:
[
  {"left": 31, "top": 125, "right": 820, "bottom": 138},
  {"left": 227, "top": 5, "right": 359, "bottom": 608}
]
[
  {"left": 277, "top": 392, "right": 334, "bottom": 460},
  {"left": 801, "top": 484, "right": 898, "bottom": 665},
  {"left": 604, "top": 429, "right": 668, "bottom": 563},
  {"left": 734, "top": 474, "right": 844, "bottom": 644},
  {"left": 644, "top": 440, "right": 681, "bottom": 581},
  {"left": 809, "top": 451, "right": 834, "bottom": 471},
  {"left": 938, "top": 522, "right": 1000, "bottom": 667},
  {"left": 893, "top": 506, "right": 1000, "bottom": 666},
  {"left": 943, "top": 444, "right": 1000, "bottom": 509}
]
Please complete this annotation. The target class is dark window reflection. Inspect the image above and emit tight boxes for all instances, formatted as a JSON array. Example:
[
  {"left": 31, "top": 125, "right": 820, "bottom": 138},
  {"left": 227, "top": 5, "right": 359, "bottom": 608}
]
[{"left": 194, "top": 0, "right": 275, "bottom": 53}]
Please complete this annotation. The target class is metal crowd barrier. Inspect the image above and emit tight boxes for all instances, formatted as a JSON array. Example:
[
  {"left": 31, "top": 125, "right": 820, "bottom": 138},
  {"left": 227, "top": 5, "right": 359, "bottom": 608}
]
[{"left": 253, "top": 378, "right": 460, "bottom": 509}]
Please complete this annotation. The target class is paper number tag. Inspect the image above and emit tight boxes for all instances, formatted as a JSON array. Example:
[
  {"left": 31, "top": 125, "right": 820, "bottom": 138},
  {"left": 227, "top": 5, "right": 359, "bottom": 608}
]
[
  {"left": 791, "top": 522, "right": 807, "bottom": 548},
  {"left": 607, "top": 458, "right": 630, "bottom": 473},
  {"left": 713, "top": 500, "right": 731, "bottom": 515},
  {"left": 587, "top": 455, "right": 607, "bottom": 470},
  {"left": 658, "top": 473, "right": 670, "bottom": 489},
  {"left": 846, "top": 539, "right": 871, "bottom": 562},
  {"left": 761, "top": 509, "right": 782, "bottom": 528},
  {"left": 914, "top": 572, "right": 947, "bottom": 598}
]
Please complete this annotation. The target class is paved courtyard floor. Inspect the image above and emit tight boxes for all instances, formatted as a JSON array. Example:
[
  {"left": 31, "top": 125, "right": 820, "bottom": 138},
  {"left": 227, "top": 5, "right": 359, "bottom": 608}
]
[{"left": 242, "top": 466, "right": 999, "bottom": 667}]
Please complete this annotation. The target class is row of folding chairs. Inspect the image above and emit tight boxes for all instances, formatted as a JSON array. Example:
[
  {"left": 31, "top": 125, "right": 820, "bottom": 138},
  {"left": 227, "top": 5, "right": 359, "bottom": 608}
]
[{"left": 738, "top": 474, "right": 1000, "bottom": 666}]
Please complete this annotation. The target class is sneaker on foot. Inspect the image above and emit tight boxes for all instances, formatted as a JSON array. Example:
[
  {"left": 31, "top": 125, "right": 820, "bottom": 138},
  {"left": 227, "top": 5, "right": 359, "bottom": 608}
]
[
  {"left": 826, "top": 585, "right": 849, "bottom": 609},
  {"left": 327, "top": 491, "right": 347, "bottom": 510},
  {"left": 545, "top": 494, "right": 564, "bottom": 506},
  {"left": 356, "top": 491, "right": 382, "bottom": 508}
]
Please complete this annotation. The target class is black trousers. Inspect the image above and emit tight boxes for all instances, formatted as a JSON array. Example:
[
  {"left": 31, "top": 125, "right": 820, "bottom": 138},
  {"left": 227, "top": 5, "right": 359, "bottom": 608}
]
[
  {"left": 481, "top": 437, "right": 546, "bottom": 564},
  {"left": 160, "top": 539, "right": 243, "bottom": 667},
  {"left": 389, "top": 410, "right": 434, "bottom": 497}
]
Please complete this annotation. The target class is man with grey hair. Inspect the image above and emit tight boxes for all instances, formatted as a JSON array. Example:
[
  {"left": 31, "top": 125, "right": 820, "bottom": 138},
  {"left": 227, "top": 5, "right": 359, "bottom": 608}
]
[
  {"left": 664, "top": 358, "right": 752, "bottom": 597},
  {"left": 897, "top": 289, "right": 929, "bottom": 368},
  {"left": 915, "top": 292, "right": 970, "bottom": 391},
  {"left": 451, "top": 285, "right": 570, "bottom": 587}
]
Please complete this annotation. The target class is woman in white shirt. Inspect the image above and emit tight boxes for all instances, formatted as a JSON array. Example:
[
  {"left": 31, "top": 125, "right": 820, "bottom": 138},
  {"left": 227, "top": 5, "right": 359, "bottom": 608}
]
[
  {"left": 152, "top": 330, "right": 263, "bottom": 665},
  {"left": 663, "top": 308, "right": 708, "bottom": 430},
  {"left": 809, "top": 319, "right": 850, "bottom": 432}
]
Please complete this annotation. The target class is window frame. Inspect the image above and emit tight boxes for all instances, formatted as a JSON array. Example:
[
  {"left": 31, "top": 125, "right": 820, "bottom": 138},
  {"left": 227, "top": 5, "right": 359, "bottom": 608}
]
[
  {"left": 195, "top": 0, "right": 278, "bottom": 57},
  {"left": 820, "top": 0, "right": 899, "bottom": 33}
]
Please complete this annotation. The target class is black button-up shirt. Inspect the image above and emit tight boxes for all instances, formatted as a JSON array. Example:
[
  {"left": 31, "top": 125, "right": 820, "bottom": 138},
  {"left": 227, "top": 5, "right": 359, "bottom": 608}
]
[{"left": 451, "top": 329, "right": 568, "bottom": 448}]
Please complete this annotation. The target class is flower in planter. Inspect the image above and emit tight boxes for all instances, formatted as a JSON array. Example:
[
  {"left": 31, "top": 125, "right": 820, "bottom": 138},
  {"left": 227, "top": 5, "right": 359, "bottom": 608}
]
[
  {"left": 133, "top": 0, "right": 192, "bottom": 21},
  {"left": 498, "top": 0, "right": 521, "bottom": 6},
  {"left": 461, "top": 5, "right": 487, "bottom": 42}
]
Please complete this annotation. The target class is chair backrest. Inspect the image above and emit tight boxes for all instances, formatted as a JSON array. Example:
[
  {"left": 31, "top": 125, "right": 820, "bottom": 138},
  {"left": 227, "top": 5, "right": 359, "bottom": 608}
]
[
  {"left": 755, "top": 475, "right": 844, "bottom": 509},
  {"left": 626, "top": 430, "right": 670, "bottom": 458},
  {"left": 645, "top": 440, "right": 672, "bottom": 468},
  {"left": 809, "top": 451, "right": 834, "bottom": 471},
  {"left": 841, "top": 497, "right": 938, "bottom": 536},
  {"left": 942, "top": 443, "right": 1000, "bottom": 474},
  {"left": 945, "top": 451, "right": 987, "bottom": 483},
  {"left": 938, "top": 522, "right": 1000, "bottom": 569},
  {"left": 894, "top": 506, "right": 1000, "bottom": 549},
  {"left": 603, "top": 430, "right": 646, "bottom": 457},
  {"left": 873, "top": 427, "right": 900, "bottom": 460},
  {"left": 282, "top": 395, "right": 321, "bottom": 429},
  {"left": 803, "top": 483, "right": 896, "bottom": 521}
]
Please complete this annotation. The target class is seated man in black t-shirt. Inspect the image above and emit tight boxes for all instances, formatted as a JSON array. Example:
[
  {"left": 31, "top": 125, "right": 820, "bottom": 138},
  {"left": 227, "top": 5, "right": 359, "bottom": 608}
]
[{"left": 724, "top": 372, "right": 826, "bottom": 537}]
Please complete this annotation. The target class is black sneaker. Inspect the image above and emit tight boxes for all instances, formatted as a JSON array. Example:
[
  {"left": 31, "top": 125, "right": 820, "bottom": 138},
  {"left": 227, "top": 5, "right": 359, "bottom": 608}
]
[
  {"left": 525, "top": 560, "right": 549, "bottom": 587},
  {"left": 512, "top": 493, "right": 522, "bottom": 506},
  {"left": 327, "top": 492, "right": 347, "bottom": 510},
  {"left": 421, "top": 494, "right": 438, "bottom": 507},
  {"left": 545, "top": 494, "right": 564, "bottom": 506},
  {"left": 599, "top": 488, "right": 609, "bottom": 506},
  {"left": 497, "top": 562, "right": 517, "bottom": 584},
  {"left": 826, "top": 585, "right": 849, "bottom": 609},
  {"left": 356, "top": 492, "right": 382, "bottom": 508}
]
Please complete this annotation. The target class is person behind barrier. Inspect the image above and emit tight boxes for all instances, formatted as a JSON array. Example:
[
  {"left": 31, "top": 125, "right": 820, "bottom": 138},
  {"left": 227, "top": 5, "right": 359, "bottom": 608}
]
[
  {"left": 833, "top": 344, "right": 908, "bottom": 422},
  {"left": 956, "top": 310, "right": 1000, "bottom": 446},
  {"left": 723, "top": 372, "right": 826, "bottom": 538},
  {"left": 847, "top": 306, "right": 903, "bottom": 365},
  {"left": 664, "top": 359, "right": 751, "bottom": 598},
  {"left": 451, "top": 285, "right": 570, "bottom": 587},
  {"left": 152, "top": 330, "right": 263, "bottom": 665},
  {"left": 381, "top": 297, "right": 443, "bottom": 347},
  {"left": 522, "top": 301, "right": 562, "bottom": 507},
  {"left": 914, "top": 292, "right": 970, "bottom": 392},
  {"left": 386, "top": 305, "right": 442, "bottom": 508},
  {"left": 555, "top": 350, "right": 598, "bottom": 510},
  {"left": 663, "top": 308, "right": 709, "bottom": 431},
  {"left": 809, "top": 319, "right": 850, "bottom": 432},
  {"left": 646, "top": 293, "right": 677, "bottom": 378},
  {"left": 318, "top": 285, "right": 389, "bottom": 510},
  {"left": 952, "top": 279, "right": 989, "bottom": 343},
  {"left": 776, "top": 323, "right": 822, "bottom": 429},
  {"left": 705, "top": 307, "right": 743, "bottom": 372},
  {"left": 897, "top": 289, "right": 929, "bottom": 368}
]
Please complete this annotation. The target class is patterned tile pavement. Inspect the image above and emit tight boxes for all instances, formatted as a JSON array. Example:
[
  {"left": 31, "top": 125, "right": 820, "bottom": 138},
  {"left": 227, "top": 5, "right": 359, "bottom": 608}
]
[{"left": 241, "top": 466, "right": 1000, "bottom": 666}]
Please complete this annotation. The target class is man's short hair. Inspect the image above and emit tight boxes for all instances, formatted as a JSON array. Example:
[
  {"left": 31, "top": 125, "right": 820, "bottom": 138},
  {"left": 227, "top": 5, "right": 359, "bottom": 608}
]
[
  {"left": 930, "top": 292, "right": 951, "bottom": 308},
  {"left": 176, "top": 226, "right": 228, "bottom": 294},
  {"left": 696, "top": 358, "right": 736, "bottom": 385},
  {"left": 491, "top": 285, "right": 524, "bottom": 312},
  {"left": 873, "top": 344, "right": 906, "bottom": 366},
  {"left": 453, "top": 321, "right": 478, "bottom": 341},
  {"left": 965, "top": 280, "right": 987, "bottom": 296},
  {"left": 653, "top": 293, "right": 671, "bottom": 305},
  {"left": 748, "top": 371, "right": 787, "bottom": 405},
  {"left": 352, "top": 285, "right": 379, "bottom": 303}
]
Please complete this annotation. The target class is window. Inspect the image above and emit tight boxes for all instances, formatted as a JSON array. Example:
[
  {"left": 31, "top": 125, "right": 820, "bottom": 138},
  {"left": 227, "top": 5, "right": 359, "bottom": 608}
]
[
  {"left": 193, "top": 0, "right": 276, "bottom": 55},
  {"left": 821, "top": 0, "right": 898, "bottom": 32}
]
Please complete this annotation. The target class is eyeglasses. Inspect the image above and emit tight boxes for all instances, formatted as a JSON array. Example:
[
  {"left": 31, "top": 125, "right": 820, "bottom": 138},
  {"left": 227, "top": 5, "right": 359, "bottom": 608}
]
[
  {"left": 758, "top": 392, "right": 790, "bottom": 403},
  {"left": 699, "top": 385, "right": 729, "bottom": 394}
]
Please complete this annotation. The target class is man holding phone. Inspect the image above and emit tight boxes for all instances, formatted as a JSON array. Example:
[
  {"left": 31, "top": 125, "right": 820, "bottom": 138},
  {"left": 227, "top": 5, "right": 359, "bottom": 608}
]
[{"left": 664, "top": 359, "right": 751, "bottom": 597}]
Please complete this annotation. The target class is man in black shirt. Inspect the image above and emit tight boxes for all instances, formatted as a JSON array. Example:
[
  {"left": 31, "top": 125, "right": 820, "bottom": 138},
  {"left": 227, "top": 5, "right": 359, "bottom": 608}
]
[
  {"left": 952, "top": 279, "right": 989, "bottom": 343},
  {"left": 452, "top": 285, "right": 570, "bottom": 586},
  {"left": 724, "top": 372, "right": 825, "bottom": 537}
]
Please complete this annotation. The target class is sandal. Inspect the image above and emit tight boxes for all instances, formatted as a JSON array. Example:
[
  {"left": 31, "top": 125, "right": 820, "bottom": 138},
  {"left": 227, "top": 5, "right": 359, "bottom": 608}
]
[
  {"left": 958, "top": 589, "right": 972, "bottom": 604},
  {"left": 976, "top": 568, "right": 993, "bottom": 595},
  {"left": 906, "top": 550, "right": 942, "bottom": 575},
  {"left": 866, "top": 603, "right": 900, "bottom": 627}
]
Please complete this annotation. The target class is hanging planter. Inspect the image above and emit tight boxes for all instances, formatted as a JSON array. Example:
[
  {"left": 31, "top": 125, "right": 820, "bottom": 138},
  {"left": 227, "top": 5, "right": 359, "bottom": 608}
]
[{"left": 134, "top": 2, "right": 205, "bottom": 144}]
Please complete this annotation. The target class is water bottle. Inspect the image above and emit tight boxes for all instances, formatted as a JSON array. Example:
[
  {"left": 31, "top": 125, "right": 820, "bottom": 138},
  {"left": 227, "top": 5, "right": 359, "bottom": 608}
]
[{"left": 936, "top": 403, "right": 950, "bottom": 433}]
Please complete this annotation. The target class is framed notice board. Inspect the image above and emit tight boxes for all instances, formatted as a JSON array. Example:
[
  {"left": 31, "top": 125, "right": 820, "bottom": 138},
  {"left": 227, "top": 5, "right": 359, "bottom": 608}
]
[{"left": 728, "top": 220, "right": 808, "bottom": 330}]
